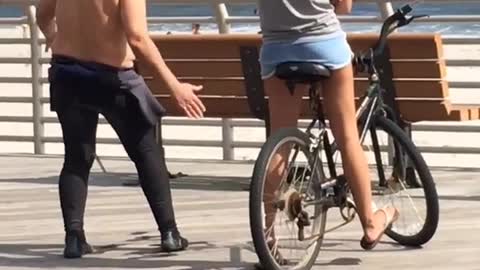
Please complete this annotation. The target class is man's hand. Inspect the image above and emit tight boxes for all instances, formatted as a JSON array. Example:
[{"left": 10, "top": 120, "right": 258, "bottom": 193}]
[
  {"left": 170, "top": 83, "right": 206, "bottom": 119},
  {"left": 44, "top": 31, "right": 56, "bottom": 52}
]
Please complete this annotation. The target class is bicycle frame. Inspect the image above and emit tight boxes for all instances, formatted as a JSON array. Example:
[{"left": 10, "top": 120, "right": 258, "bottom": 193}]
[{"left": 303, "top": 72, "right": 386, "bottom": 174}]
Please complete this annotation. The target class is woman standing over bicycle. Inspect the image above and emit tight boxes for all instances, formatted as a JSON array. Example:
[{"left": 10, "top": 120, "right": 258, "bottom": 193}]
[{"left": 257, "top": 0, "right": 399, "bottom": 253}]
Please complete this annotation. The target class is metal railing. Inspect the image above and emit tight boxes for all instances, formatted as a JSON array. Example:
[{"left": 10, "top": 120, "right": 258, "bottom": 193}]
[{"left": 0, "top": 0, "right": 480, "bottom": 163}]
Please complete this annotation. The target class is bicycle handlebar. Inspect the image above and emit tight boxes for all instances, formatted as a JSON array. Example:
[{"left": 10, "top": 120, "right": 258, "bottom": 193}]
[
  {"left": 354, "top": 4, "right": 428, "bottom": 74},
  {"left": 374, "top": 4, "right": 427, "bottom": 55}
]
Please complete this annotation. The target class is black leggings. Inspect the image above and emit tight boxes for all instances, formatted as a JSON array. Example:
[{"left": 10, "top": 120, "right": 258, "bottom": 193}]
[{"left": 57, "top": 102, "right": 176, "bottom": 235}]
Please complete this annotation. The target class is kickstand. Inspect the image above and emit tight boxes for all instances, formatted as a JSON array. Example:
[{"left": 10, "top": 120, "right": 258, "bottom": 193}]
[{"left": 95, "top": 154, "right": 108, "bottom": 174}]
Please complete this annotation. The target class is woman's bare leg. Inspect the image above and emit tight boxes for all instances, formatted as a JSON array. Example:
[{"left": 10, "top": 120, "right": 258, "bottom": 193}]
[
  {"left": 321, "top": 64, "right": 398, "bottom": 242},
  {"left": 262, "top": 78, "right": 304, "bottom": 241}
]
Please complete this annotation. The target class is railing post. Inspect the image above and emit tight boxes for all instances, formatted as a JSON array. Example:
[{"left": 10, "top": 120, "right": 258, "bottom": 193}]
[
  {"left": 376, "top": 1, "right": 394, "bottom": 163},
  {"left": 377, "top": 1, "right": 395, "bottom": 18},
  {"left": 387, "top": 136, "right": 394, "bottom": 165},
  {"left": 26, "top": 5, "right": 45, "bottom": 154},
  {"left": 212, "top": 3, "right": 231, "bottom": 34},
  {"left": 212, "top": 3, "right": 234, "bottom": 160},
  {"left": 222, "top": 119, "right": 234, "bottom": 160}
]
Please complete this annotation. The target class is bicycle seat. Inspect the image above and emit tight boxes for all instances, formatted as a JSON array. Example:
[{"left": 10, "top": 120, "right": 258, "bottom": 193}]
[{"left": 274, "top": 62, "right": 331, "bottom": 84}]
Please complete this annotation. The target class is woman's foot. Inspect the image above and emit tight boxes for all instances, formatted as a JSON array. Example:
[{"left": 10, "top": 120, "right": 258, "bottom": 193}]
[{"left": 361, "top": 206, "right": 399, "bottom": 250}]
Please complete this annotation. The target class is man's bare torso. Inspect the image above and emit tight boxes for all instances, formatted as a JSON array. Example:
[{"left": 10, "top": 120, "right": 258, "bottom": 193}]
[{"left": 52, "top": 0, "right": 135, "bottom": 68}]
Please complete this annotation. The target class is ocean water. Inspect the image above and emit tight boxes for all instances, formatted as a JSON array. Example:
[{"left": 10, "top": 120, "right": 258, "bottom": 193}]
[
  {"left": 1, "top": 3, "right": 480, "bottom": 35},
  {"left": 146, "top": 3, "right": 480, "bottom": 35}
]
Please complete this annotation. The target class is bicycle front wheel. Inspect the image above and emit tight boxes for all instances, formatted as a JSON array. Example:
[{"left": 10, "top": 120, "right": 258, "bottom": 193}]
[
  {"left": 249, "top": 128, "right": 327, "bottom": 270},
  {"left": 367, "top": 116, "right": 439, "bottom": 246}
]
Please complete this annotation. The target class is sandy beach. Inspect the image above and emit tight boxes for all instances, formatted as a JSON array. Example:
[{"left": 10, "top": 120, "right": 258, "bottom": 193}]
[{"left": 1, "top": 26, "right": 480, "bottom": 168}]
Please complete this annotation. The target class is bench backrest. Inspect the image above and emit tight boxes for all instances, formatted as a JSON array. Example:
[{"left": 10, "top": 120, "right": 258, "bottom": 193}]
[{"left": 136, "top": 33, "right": 471, "bottom": 122}]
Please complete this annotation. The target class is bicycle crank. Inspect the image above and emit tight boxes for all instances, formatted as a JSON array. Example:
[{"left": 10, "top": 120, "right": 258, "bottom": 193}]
[
  {"left": 302, "top": 197, "right": 357, "bottom": 241},
  {"left": 324, "top": 197, "right": 357, "bottom": 234}
]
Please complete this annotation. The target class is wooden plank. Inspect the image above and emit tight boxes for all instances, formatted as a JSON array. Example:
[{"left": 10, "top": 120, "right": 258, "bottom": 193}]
[
  {"left": 341, "top": 60, "right": 446, "bottom": 79},
  {"left": 450, "top": 106, "right": 480, "bottom": 121},
  {"left": 138, "top": 59, "right": 445, "bottom": 79},
  {"left": 355, "top": 79, "right": 449, "bottom": 98},
  {"left": 146, "top": 78, "right": 448, "bottom": 99},
  {"left": 151, "top": 34, "right": 260, "bottom": 59},
  {"left": 156, "top": 96, "right": 453, "bottom": 122},
  {"left": 298, "top": 98, "right": 452, "bottom": 122},
  {"left": 398, "top": 100, "right": 450, "bottom": 122},
  {"left": 390, "top": 60, "right": 446, "bottom": 79},
  {"left": 347, "top": 33, "right": 444, "bottom": 59},
  {"left": 146, "top": 78, "right": 246, "bottom": 96},
  {"left": 470, "top": 108, "right": 480, "bottom": 120},
  {"left": 446, "top": 109, "right": 469, "bottom": 121},
  {"left": 137, "top": 60, "right": 243, "bottom": 78},
  {"left": 150, "top": 33, "right": 443, "bottom": 60},
  {"left": 159, "top": 96, "right": 253, "bottom": 118}
]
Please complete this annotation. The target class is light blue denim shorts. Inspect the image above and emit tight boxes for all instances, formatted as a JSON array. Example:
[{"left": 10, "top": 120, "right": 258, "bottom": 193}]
[{"left": 259, "top": 31, "right": 353, "bottom": 79}]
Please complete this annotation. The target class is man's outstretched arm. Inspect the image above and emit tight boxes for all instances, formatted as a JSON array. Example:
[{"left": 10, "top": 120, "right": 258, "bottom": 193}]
[
  {"left": 36, "top": 0, "right": 57, "bottom": 47},
  {"left": 119, "top": 0, "right": 206, "bottom": 118}
]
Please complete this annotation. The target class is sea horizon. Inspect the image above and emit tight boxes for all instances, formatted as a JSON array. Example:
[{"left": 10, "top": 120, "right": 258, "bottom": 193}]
[{"left": 0, "top": 3, "right": 480, "bottom": 35}]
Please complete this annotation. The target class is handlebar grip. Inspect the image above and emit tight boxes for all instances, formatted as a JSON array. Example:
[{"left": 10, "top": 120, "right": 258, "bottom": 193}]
[{"left": 400, "top": 4, "right": 413, "bottom": 15}]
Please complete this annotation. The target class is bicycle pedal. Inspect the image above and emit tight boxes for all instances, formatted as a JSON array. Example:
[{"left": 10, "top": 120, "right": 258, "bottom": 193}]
[
  {"left": 297, "top": 227, "right": 305, "bottom": 241},
  {"left": 297, "top": 220, "right": 306, "bottom": 241},
  {"left": 340, "top": 197, "right": 357, "bottom": 221},
  {"left": 345, "top": 197, "right": 356, "bottom": 210}
]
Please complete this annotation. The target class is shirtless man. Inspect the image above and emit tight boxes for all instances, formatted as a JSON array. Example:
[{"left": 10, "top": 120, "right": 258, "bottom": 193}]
[{"left": 36, "top": 0, "right": 205, "bottom": 258}]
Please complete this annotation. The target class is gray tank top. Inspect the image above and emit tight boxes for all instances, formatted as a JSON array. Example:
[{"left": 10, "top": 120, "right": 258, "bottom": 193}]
[{"left": 258, "top": 0, "right": 342, "bottom": 43}]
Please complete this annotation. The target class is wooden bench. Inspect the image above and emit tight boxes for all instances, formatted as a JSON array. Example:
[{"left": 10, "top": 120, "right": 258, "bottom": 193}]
[{"left": 135, "top": 33, "right": 480, "bottom": 126}]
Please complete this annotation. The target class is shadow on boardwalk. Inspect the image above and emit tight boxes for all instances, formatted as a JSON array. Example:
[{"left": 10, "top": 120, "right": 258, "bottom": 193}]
[
  {"left": 0, "top": 232, "right": 422, "bottom": 269},
  {"left": 0, "top": 172, "right": 250, "bottom": 192},
  {"left": 0, "top": 243, "right": 252, "bottom": 269}
]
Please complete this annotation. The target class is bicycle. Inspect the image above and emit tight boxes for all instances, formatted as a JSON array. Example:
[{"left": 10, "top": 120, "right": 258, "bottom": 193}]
[{"left": 249, "top": 4, "right": 440, "bottom": 270}]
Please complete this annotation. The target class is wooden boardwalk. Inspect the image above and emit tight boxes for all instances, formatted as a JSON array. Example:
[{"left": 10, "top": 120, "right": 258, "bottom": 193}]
[{"left": 1, "top": 155, "right": 479, "bottom": 270}]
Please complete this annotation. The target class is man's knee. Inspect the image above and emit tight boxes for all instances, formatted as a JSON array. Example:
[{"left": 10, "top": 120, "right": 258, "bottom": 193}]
[
  {"left": 63, "top": 144, "right": 96, "bottom": 178},
  {"left": 127, "top": 141, "right": 164, "bottom": 164},
  {"left": 124, "top": 131, "right": 164, "bottom": 163}
]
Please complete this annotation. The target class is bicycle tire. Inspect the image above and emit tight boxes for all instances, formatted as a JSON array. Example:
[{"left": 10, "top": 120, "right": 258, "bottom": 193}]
[
  {"left": 249, "top": 127, "right": 327, "bottom": 270},
  {"left": 371, "top": 116, "right": 439, "bottom": 246}
]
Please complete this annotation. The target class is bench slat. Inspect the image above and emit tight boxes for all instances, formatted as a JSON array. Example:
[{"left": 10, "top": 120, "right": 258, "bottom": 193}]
[
  {"left": 347, "top": 34, "right": 444, "bottom": 59},
  {"left": 137, "top": 59, "right": 445, "bottom": 79},
  {"left": 145, "top": 78, "right": 448, "bottom": 99},
  {"left": 151, "top": 33, "right": 443, "bottom": 60},
  {"left": 450, "top": 106, "right": 480, "bottom": 121},
  {"left": 390, "top": 60, "right": 446, "bottom": 79},
  {"left": 156, "top": 96, "right": 455, "bottom": 122},
  {"left": 152, "top": 34, "right": 259, "bottom": 59}
]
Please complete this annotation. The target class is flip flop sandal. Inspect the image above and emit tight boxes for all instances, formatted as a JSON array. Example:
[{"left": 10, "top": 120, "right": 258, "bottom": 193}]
[{"left": 360, "top": 207, "right": 400, "bottom": 250}]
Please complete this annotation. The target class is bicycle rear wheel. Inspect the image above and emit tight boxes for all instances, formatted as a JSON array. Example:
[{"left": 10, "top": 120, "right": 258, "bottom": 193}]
[{"left": 249, "top": 128, "right": 327, "bottom": 270}]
